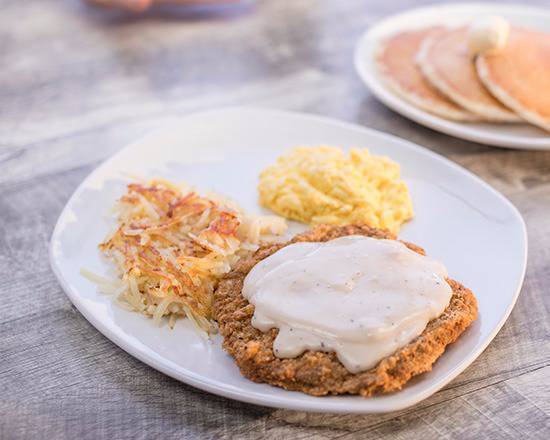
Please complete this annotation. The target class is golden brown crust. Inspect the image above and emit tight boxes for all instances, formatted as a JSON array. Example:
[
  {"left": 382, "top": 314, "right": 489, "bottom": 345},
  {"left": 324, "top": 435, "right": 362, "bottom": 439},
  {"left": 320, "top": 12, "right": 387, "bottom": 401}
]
[
  {"left": 376, "top": 27, "right": 479, "bottom": 121},
  {"left": 477, "top": 28, "right": 550, "bottom": 132},
  {"left": 213, "top": 225, "right": 478, "bottom": 397}
]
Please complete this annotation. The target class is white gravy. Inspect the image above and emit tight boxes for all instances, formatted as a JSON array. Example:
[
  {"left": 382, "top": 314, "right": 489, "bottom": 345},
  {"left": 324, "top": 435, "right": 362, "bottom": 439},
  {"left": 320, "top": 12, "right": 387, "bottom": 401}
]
[{"left": 242, "top": 235, "right": 453, "bottom": 373}]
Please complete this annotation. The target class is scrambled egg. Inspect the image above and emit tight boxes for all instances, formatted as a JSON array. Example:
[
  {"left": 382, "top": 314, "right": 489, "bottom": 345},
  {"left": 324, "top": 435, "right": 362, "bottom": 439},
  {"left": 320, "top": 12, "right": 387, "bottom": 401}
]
[{"left": 258, "top": 146, "right": 413, "bottom": 234}]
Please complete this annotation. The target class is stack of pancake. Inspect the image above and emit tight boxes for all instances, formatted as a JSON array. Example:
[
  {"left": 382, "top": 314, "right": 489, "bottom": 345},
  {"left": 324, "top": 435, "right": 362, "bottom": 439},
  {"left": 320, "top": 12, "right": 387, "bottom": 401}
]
[{"left": 375, "top": 16, "right": 550, "bottom": 132}]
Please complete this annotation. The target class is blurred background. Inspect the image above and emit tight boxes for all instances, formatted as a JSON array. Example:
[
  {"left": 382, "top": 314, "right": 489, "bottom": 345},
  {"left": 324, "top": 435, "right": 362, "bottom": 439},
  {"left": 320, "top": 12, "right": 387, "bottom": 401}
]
[{"left": 4, "top": 0, "right": 525, "bottom": 186}]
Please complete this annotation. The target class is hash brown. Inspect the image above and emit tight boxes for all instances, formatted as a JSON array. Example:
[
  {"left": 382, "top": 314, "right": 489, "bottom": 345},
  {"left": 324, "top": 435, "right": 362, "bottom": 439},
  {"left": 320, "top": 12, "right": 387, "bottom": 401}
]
[{"left": 213, "top": 224, "right": 478, "bottom": 397}]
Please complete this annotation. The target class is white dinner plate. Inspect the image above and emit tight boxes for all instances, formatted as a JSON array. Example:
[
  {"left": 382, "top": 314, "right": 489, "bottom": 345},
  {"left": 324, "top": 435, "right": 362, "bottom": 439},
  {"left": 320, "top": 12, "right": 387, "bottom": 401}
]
[
  {"left": 50, "top": 107, "right": 527, "bottom": 413},
  {"left": 354, "top": 3, "right": 550, "bottom": 149}
]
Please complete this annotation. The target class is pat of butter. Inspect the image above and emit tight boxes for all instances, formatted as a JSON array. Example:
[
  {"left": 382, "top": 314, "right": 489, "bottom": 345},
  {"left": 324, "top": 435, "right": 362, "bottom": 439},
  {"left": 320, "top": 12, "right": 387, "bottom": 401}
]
[{"left": 468, "top": 16, "right": 510, "bottom": 56}]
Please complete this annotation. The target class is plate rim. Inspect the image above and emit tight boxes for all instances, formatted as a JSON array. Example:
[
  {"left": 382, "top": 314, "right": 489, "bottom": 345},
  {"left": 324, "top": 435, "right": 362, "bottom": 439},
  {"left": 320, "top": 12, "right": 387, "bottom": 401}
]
[
  {"left": 353, "top": 2, "right": 550, "bottom": 150},
  {"left": 49, "top": 106, "right": 528, "bottom": 413}
]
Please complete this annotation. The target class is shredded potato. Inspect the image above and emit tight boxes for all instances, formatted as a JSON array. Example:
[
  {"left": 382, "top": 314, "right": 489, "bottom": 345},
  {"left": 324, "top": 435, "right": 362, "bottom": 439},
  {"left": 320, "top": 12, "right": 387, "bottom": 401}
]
[{"left": 93, "top": 180, "right": 287, "bottom": 333}]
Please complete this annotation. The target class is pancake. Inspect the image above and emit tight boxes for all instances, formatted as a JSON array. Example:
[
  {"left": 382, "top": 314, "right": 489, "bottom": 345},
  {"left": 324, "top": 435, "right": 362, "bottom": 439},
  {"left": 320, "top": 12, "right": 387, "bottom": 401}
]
[
  {"left": 376, "top": 28, "right": 478, "bottom": 121},
  {"left": 417, "top": 27, "right": 520, "bottom": 122},
  {"left": 476, "top": 28, "right": 550, "bottom": 132}
]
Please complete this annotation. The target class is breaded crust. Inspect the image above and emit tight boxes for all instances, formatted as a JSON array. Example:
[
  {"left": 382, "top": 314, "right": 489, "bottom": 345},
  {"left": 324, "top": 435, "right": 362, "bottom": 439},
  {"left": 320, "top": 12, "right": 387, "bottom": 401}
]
[{"left": 213, "top": 225, "right": 478, "bottom": 397}]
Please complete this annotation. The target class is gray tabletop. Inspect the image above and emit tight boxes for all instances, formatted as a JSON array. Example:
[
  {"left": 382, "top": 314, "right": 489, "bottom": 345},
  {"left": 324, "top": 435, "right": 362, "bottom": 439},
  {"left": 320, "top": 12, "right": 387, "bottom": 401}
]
[{"left": 1, "top": 0, "right": 549, "bottom": 438}]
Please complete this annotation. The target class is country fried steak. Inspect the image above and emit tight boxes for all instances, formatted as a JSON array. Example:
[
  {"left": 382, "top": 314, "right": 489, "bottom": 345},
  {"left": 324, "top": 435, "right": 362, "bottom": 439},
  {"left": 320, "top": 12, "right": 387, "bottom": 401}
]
[{"left": 213, "top": 225, "right": 478, "bottom": 397}]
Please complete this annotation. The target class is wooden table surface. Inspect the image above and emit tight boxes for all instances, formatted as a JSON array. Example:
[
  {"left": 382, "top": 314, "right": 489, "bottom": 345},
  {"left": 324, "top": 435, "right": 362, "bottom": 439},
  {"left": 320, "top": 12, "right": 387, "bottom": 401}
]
[{"left": 1, "top": 0, "right": 549, "bottom": 438}]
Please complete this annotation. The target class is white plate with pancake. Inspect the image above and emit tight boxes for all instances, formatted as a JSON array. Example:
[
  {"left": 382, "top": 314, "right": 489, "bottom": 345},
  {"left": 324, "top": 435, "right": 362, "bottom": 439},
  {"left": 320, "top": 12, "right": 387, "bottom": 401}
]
[
  {"left": 49, "top": 107, "right": 527, "bottom": 413},
  {"left": 354, "top": 3, "right": 550, "bottom": 149}
]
